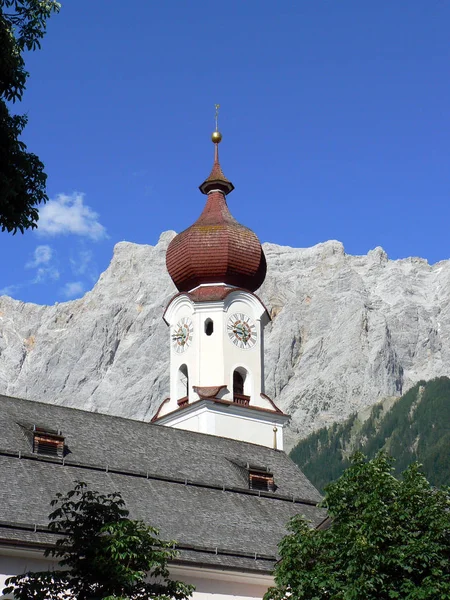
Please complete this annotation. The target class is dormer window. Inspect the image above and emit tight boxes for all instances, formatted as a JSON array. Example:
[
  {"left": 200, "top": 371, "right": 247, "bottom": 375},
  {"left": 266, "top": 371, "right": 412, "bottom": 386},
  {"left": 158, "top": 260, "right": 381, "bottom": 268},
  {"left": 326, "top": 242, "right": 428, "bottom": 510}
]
[
  {"left": 32, "top": 426, "right": 65, "bottom": 457},
  {"left": 249, "top": 469, "right": 275, "bottom": 492}
]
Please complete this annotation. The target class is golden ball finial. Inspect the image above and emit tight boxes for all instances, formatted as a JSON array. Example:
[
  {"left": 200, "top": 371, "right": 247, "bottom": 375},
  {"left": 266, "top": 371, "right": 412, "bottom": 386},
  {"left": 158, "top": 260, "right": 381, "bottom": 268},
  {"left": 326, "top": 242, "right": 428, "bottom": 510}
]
[{"left": 212, "top": 130, "right": 222, "bottom": 144}]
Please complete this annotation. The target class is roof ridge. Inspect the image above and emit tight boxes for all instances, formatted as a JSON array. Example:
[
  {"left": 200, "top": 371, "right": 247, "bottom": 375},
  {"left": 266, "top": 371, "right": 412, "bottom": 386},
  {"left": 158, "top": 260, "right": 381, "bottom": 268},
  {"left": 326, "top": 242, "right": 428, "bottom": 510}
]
[
  {"left": 0, "top": 394, "right": 289, "bottom": 454},
  {"left": 0, "top": 520, "right": 277, "bottom": 562}
]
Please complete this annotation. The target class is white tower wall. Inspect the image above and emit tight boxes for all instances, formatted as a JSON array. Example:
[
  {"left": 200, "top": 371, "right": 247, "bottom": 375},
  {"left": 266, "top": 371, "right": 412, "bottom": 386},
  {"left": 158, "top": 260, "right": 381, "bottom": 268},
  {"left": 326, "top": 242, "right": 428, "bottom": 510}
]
[
  {"left": 156, "top": 286, "right": 289, "bottom": 449},
  {"left": 163, "top": 289, "right": 270, "bottom": 407}
]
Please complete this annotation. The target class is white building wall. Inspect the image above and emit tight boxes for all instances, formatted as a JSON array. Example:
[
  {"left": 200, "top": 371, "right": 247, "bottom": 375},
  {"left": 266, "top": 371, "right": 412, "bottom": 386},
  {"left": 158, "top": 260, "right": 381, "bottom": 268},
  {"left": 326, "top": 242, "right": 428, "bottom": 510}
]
[
  {"left": 171, "top": 565, "right": 273, "bottom": 600},
  {"left": 157, "top": 402, "right": 287, "bottom": 450},
  {"left": 0, "top": 551, "right": 273, "bottom": 600},
  {"left": 214, "top": 413, "right": 280, "bottom": 448},
  {"left": 0, "top": 552, "right": 55, "bottom": 596}
]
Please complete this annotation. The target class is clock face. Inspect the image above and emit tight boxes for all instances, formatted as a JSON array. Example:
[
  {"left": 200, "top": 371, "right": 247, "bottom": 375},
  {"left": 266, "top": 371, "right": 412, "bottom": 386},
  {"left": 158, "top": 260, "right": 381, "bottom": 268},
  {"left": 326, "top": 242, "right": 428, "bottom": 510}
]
[
  {"left": 227, "top": 313, "right": 257, "bottom": 349},
  {"left": 171, "top": 317, "right": 193, "bottom": 353}
]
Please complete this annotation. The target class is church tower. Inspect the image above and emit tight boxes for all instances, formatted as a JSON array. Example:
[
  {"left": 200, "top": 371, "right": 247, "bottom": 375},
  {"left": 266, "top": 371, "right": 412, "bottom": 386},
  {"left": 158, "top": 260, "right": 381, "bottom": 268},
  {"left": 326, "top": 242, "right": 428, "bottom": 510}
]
[{"left": 152, "top": 116, "right": 288, "bottom": 449}]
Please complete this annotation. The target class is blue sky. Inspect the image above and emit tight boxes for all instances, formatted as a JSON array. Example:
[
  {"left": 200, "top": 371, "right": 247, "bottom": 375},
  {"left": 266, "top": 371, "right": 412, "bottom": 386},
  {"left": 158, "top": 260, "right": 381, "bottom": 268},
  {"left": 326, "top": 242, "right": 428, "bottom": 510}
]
[{"left": 1, "top": 1, "right": 449, "bottom": 304}]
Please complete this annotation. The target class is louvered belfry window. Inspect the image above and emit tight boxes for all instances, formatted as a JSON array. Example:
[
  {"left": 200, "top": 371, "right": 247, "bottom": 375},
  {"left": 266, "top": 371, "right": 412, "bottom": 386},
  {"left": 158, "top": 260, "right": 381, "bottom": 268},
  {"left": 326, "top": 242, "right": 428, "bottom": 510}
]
[
  {"left": 32, "top": 427, "right": 64, "bottom": 457},
  {"left": 249, "top": 471, "right": 275, "bottom": 492}
]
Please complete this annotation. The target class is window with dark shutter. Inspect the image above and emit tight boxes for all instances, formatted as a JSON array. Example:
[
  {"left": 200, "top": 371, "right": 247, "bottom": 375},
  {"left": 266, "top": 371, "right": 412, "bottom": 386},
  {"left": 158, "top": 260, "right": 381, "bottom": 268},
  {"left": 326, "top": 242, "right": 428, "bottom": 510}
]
[{"left": 249, "top": 470, "right": 275, "bottom": 492}]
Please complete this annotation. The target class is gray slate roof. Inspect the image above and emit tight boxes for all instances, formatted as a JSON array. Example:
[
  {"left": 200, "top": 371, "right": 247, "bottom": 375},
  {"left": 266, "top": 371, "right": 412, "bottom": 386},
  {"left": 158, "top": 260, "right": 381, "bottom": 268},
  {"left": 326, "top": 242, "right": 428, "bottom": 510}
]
[{"left": 0, "top": 394, "right": 325, "bottom": 574}]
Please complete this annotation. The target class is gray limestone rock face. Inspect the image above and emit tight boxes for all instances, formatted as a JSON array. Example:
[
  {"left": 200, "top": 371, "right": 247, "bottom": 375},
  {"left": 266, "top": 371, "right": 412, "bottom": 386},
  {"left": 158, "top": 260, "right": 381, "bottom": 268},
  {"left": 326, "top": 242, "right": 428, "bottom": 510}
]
[{"left": 1, "top": 232, "right": 449, "bottom": 450}]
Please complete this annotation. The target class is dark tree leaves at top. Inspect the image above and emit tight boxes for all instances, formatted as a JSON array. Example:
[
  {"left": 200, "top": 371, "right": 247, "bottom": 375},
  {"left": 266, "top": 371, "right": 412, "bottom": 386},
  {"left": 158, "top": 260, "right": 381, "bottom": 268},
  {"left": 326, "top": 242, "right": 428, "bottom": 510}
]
[{"left": 0, "top": 0, "right": 60, "bottom": 234}]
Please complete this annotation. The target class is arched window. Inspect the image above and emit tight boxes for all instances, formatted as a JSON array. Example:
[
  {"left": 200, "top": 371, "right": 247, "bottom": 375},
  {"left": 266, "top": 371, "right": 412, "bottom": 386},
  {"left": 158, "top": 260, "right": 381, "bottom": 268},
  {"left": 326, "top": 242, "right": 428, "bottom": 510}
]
[
  {"left": 204, "top": 318, "right": 213, "bottom": 336},
  {"left": 233, "top": 368, "right": 250, "bottom": 406},
  {"left": 233, "top": 370, "right": 244, "bottom": 395},
  {"left": 177, "top": 364, "right": 189, "bottom": 405}
]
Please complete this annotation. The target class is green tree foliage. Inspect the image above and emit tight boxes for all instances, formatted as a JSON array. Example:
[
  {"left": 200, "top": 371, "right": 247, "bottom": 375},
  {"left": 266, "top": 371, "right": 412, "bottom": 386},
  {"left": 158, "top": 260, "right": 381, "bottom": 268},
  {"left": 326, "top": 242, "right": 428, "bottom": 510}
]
[
  {"left": 265, "top": 453, "right": 450, "bottom": 600},
  {"left": 290, "top": 377, "right": 450, "bottom": 491},
  {"left": 3, "top": 482, "right": 194, "bottom": 600},
  {"left": 0, "top": 0, "right": 59, "bottom": 233}
]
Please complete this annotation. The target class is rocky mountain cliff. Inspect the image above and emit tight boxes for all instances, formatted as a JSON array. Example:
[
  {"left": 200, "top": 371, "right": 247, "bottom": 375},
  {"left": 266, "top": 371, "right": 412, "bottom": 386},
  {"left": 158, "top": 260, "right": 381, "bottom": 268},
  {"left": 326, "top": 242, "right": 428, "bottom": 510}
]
[{"left": 1, "top": 232, "right": 449, "bottom": 450}]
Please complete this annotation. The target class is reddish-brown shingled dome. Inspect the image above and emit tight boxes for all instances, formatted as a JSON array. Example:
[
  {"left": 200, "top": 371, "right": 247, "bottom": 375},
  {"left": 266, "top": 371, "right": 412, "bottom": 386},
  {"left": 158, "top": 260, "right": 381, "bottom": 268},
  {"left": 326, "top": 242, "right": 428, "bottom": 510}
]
[{"left": 166, "top": 190, "right": 267, "bottom": 293}]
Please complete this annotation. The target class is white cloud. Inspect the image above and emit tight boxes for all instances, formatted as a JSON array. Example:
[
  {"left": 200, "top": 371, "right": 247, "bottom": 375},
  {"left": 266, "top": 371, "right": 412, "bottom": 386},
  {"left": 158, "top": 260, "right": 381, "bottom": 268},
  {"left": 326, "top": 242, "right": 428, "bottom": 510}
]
[
  {"left": 0, "top": 284, "right": 21, "bottom": 297},
  {"left": 33, "top": 267, "right": 60, "bottom": 284},
  {"left": 1, "top": 244, "right": 60, "bottom": 298},
  {"left": 61, "top": 281, "right": 84, "bottom": 299},
  {"left": 37, "top": 193, "right": 107, "bottom": 241},
  {"left": 70, "top": 248, "right": 93, "bottom": 276},
  {"left": 25, "top": 245, "right": 59, "bottom": 283},
  {"left": 26, "top": 245, "right": 53, "bottom": 268}
]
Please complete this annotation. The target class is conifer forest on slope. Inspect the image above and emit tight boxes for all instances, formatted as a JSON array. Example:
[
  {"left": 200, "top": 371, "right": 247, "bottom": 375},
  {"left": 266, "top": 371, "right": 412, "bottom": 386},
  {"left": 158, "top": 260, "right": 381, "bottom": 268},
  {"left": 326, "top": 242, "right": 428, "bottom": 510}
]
[{"left": 290, "top": 376, "right": 450, "bottom": 492}]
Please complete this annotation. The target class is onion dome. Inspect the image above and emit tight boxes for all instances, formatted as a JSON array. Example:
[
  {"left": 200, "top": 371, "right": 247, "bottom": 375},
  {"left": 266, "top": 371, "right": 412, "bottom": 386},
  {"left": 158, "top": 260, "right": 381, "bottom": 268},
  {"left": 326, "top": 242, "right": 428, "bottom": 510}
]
[{"left": 166, "top": 129, "right": 267, "bottom": 293}]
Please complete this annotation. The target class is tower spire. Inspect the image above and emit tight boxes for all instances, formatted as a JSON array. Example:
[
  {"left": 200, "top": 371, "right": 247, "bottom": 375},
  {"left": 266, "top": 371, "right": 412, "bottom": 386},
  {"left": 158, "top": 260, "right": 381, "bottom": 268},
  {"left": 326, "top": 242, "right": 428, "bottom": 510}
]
[
  {"left": 214, "top": 104, "right": 220, "bottom": 135},
  {"left": 156, "top": 110, "right": 288, "bottom": 449},
  {"left": 212, "top": 104, "right": 222, "bottom": 155},
  {"left": 199, "top": 105, "right": 234, "bottom": 195}
]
